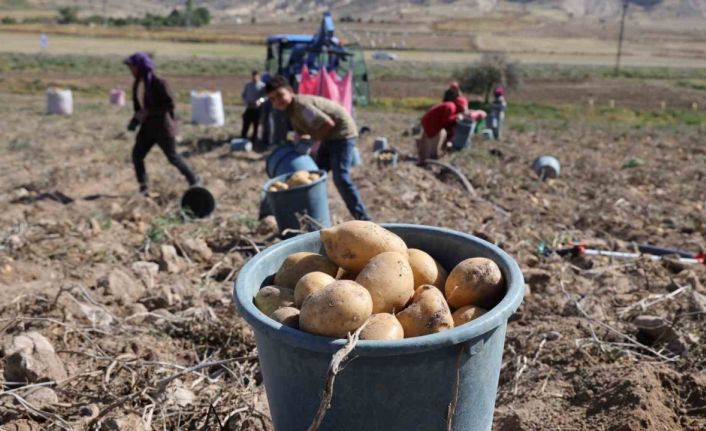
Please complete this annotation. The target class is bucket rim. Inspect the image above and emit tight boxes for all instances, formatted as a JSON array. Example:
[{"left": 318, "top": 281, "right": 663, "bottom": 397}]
[
  {"left": 233, "top": 224, "right": 524, "bottom": 357},
  {"left": 263, "top": 170, "right": 328, "bottom": 195}
]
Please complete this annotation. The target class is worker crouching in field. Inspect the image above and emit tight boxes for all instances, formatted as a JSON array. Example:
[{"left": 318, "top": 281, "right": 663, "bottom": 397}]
[
  {"left": 265, "top": 75, "right": 371, "bottom": 221},
  {"left": 417, "top": 96, "right": 468, "bottom": 161},
  {"left": 124, "top": 52, "right": 199, "bottom": 195}
]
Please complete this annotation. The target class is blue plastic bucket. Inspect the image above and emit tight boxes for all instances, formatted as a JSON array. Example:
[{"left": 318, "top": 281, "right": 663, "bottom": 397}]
[
  {"left": 233, "top": 224, "right": 524, "bottom": 431},
  {"left": 180, "top": 186, "right": 215, "bottom": 218},
  {"left": 263, "top": 170, "right": 331, "bottom": 233},
  {"left": 452, "top": 119, "right": 475, "bottom": 150},
  {"left": 265, "top": 144, "right": 320, "bottom": 178},
  {"left": 532, "top": 156, "right": 561, "bottom": 180}
]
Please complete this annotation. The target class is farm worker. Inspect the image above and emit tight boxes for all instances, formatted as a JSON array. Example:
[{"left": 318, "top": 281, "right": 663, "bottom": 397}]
[
  {"left": 241, "top": 70, "right": 266, "bottom": 142},
  {"left": 124, "top": 52, "right": 200, "bottom": 195},
  {"left": 442, "top": 81, "right": 461, "bottom": 102},
  {"left": 417, "top": 96, "right": 468, "bottom": 161},
  {"left": 493, "top": 85, "right": 507, "bottom": 107},
  {"left": 265, "top": 75, "right": 371, "bottom": 221}
]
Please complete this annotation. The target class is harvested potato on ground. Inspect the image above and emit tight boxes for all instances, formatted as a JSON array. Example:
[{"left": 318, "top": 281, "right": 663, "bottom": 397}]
[
  {"left": 294, "top": 271, "right": 336, "bottom": 307},
  {"left": 299, "top": 280, "right": 373, "bottom": 338},
  {"left": 286, "top": 170, "right": 312, "bottom": 188},
  {"left": 274, "top": 252, "right": 338, "bottom": 289},
  {"left": 396, "top": 285, "right": 454, "bottom": 338},
  {"left": 320, "top": 221, "right": 408, "bottom": 273},
  {"left": 271, "top": 306, "right": 300, "bottom": 328},
  {"left": 355, "top": 252, "right": 414, "bottom": 313},
  {"left": 408, "top": 249, "right": 448, "bottom": 289},
  {"left": 359, "top": 313, "right": 404, "bottom": 340},
  {"left": 308, "top": 172, "right": 320, "bottom": 182},
  {"left": 254, "top": 286, "right": 294, "bottom": 316},
  {"left": 445, "top": 257, "right": 504, "bottom": 309},
  {"left": 268, "top": 181, "right": 289, "bottom": 192},
  {"left": 452, "top": 305, "right": 487, "bottom": 327}
]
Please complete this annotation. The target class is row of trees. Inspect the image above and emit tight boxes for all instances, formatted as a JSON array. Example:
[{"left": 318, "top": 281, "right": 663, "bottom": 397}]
[{"left": 57, "top": 1, "right": 210, "bottom": 28}]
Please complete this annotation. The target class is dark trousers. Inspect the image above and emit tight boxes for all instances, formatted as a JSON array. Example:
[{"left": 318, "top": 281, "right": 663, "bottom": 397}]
[
  {"left": 132, "top": 130, "right": 198, "bottom": 190},
  {"left": 317, "top": 138, "right": 370, "bottom": 220},
  {"left": 241, "top": 107, "right": 261, "bottom": 140}
]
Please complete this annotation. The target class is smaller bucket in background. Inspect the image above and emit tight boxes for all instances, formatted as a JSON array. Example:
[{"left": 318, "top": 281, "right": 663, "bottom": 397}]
[
  {"left": 109, "top": 89, "right": 126, "bottom": 107},
  {"left": 266, "top": 144, "right": 319, "bottom": 178},
  {"left": 452, "top": 119, "right": 475, "bottom": 150},
  {"left": 264, "top": 170, "right": 331, "bottom": 233},
  {"left": 376, "top": 149, "right": 399, "bottom": 168},
  {"left": 372, "top": 137, "right": 389, "bottom": 153},
  {"left": 532, "top": 156, "right": 561, "bottom": 180},
  {"left": 180, "top": 186, "right": 216, "bottom": 218},
  {"left": 230, "top": 138, "right": 252, "bottom": 152}
]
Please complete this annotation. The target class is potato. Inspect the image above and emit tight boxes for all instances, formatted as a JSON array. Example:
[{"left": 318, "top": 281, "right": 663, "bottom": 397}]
[
  {"left": 294, "top": 271, "right": 336, "bottom": 307},
  {"left": 308, "top": 172, "right": 321, "bottom": 182},
  {"left": 355, "top": 252, "right": 414, "bottom": 313},
  {"left": 254, "top": 286, "right": 294, "bottom": 316},
  {"left": 274, "top": 252, "right": 338, "bottom": 289},
  {"left": 299, "top": 280, "right": 373, "bottom": 338},
  {"left": 396, "top": 285, "right": 454, "bottom": 338},
  {"left": 408, "top": 249, "right": 448, "bottom": 289},
  {"left": 359, "top": 313, "right": 404, "bottom": 340},
  {"left": 452, "top": 305, "right": 487, "bottom": 327},
  {"left": 286, "top": 170, "right": 312, "bottom": 188},
  {"left": 445, "top": 257, "right": 504, "bottom": 309},
  {"left": 268, "top": 181, "right": 289, "bottom": 192},
  {"left": 320, "top": 221, "right": 408, "bottom": 273},
  {"left": 271, "top": 306, "right": 300, "bottom": 328}
]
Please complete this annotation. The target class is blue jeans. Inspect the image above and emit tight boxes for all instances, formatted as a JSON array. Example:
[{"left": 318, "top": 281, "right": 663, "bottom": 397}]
[{"left": 317, "top": 138, "right": 370, "bottom": 220}]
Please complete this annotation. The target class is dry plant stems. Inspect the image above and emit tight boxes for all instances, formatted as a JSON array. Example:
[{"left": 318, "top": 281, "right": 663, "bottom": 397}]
[
  {"left": 306, "top": 319, "right": 370, "bottom": 431},
  {"left": 559, "top": 266, "right": 678, "bottom": 362},
  {"left": 617, "top": 282, "right": 690, "bottom": 317}
]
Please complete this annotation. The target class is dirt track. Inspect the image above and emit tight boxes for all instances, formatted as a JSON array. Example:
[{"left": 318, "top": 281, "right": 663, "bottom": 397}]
[{"left": 1, "top": 93, "right": 706, "bottom": 429}]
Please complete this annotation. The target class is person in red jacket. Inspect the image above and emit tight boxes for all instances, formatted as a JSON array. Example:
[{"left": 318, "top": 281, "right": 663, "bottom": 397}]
[{"left": 417, "top": 96, "right": 468, "bottom": 161}]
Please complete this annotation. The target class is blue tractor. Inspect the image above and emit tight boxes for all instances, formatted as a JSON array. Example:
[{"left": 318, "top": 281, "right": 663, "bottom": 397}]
[{"left": 260, "top": 12, "right": 370, "bottom": 147}]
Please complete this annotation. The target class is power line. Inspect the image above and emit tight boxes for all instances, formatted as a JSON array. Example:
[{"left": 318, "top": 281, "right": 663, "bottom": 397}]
[{"left": 614, "top": 0, "right": 629, "bottom": 76}]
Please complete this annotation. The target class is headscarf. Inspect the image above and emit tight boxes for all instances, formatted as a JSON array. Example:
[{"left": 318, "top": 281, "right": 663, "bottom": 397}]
[
  {"left": 124, "top": 52, "right": 155, "bottom": 107},
  {"left": 453, "top": 96, "right": 468, "bottom": 113},
  {"left": 494, "top": 85, "right": 505, "bottom": 97}
]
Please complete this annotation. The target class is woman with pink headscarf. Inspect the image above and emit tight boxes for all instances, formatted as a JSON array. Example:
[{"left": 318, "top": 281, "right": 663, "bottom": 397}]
[
  {"left": 416, "top": 96, "right": 468, "bottom": 161},
  {"left": 124, "top": 52, "right": 199, "bottom": 195}
]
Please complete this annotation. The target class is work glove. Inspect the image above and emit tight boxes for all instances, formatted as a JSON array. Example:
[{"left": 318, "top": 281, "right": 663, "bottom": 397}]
[{"left": 127, "top": 117, "right": 140, "bottom": 132}]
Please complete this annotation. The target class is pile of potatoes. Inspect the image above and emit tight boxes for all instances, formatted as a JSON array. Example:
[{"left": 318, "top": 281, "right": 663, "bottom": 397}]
[
  {"left": 254, "top": 221, "right": 505, "bottom": 340},
  {"left": 267, "top": 170, "right": 321, "bottom": 193}
]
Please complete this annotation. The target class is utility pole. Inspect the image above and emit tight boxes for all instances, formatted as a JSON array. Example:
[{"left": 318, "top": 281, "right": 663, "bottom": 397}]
[{"left": 614, "top": 0, "right": 629, "bottom": 76}]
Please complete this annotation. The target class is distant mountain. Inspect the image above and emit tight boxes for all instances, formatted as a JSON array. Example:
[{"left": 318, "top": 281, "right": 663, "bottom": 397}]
[{"left": 7, "top": 0, "right": 706, "bottom": 20}]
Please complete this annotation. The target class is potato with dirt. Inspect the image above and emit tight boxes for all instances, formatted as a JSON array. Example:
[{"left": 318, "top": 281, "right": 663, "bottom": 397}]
[
  {"left": 254, "top": 286, "right": 294, "bottom": 316},
  {"left": 320, "top": 221, "right": 408, "bottom": 273},
  {"left": 355, "top": 251, "right": 414, "bottom": 313},
  {"left": 274, "top": 252, "right": 338, "bottom": 289},
  {"left": 271, "top": 306, "right": 300, "bottom": 328},
  {"left": 452, "top": 305, "right": 487, "bottom": 326},
  {"left": 445, "top": 257, "right": 504, "bottom": 309},
  {"left": 268, "top": 180, "right": 289, "bottom": 192},
  {"left": 396, "top": 285, "right": 454, "bottom": 337},
  {"left": 299, "top": 280, "right": 373, "bottom": 338},
  {"left": 359, "top": 313, "right": 404, "bottom": 340},
  {"left": 408, "top": 248, "right": 448, "bottom": 289},
  {"left": 294, "top": 271, "right": 336, "bottom": 307}
]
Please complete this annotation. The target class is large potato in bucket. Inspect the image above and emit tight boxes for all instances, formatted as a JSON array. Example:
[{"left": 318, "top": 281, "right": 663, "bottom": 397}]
[
  {"left": 320, "top": 221, "right": 408, "bottom": 273},
  {"left": 254, "top": 286, "right": 294, "bottom": 316},
  {"left": 294, "top": 271, "right": 336, "bottom": 307},
  {"left": 445, "top": 257, "right": 504, "bottom": 309},
  {"left": 359, "top": 313, "right": 404, "bottom": 340},
  {"left": 452, "top": 305, "right": 487, "bottom": 327},
  {"left": 396, "top": 285, "right": 454, "bottom": 338},
  {"left": 274, "top": 252, "right": 338, "bottom": 289},
  {"left": 408, "top": 248, "right": 448, "bottom": 289},
  {"left": 355, "top": 251, "right": 414, "bottom": 314},
  {"left": 286, "top": 170, "right": 312, "bottom": 188},
  {"left": 299, "top": 280, "right": 373, "bottom": 338}
]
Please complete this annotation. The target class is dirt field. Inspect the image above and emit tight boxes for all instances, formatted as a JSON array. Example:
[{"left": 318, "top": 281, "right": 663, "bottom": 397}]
[{"left": 1, "top": 88, "right": 705, "bottom": 429}]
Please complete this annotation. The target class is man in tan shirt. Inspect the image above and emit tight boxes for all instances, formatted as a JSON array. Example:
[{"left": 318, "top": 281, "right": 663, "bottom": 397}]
[{"left": 265, "top": 76, "right": 370, "bottom": 220}]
